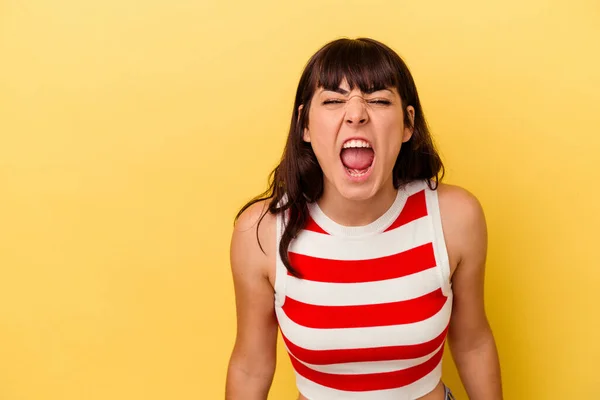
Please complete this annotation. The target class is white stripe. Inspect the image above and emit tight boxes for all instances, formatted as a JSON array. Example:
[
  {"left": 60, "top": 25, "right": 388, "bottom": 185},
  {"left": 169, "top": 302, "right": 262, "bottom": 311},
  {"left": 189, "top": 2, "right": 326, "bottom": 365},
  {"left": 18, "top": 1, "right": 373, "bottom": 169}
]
[
  {"left": 288, "top": 342, "right": 444, "bottom": 374},
  {"left": 286, "top": 267, "right": 442, "bottom": 306},
  {"left": 424, "top": 185, "right": 453, "bottom": 296},
  {"left": 276, "top": 292, "right": 452, "bottom": 351},
  {"left": 290, "top": 214, "right": 432, "bottom": 261},
  {"left": 295, "top": 360, "right": 443, "bottom": 400},
  {"left": 274, "top": 210, "right": 287, "bottom": 308}
]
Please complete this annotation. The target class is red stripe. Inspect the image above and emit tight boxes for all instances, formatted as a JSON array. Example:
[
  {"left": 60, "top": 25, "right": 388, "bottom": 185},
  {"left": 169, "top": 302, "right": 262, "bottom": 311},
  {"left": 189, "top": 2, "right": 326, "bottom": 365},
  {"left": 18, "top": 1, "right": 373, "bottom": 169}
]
[
  {"left": 384, "top": 189, "right": 428, "bottom": 232},
  {"left": 289, "top": 344, "right": 445, "bottom": 391},
  {"left": 304, "top": 214, "right": 329, "bottom": 234},
  {"left": 288, "top": 242, "right": 436, "bottom": 283},
  {"left": 282, "top": 325, "right": 448, "bottom": 365},
  {"left": 282, "top": 288, "right": 447, "bottom": 329}
]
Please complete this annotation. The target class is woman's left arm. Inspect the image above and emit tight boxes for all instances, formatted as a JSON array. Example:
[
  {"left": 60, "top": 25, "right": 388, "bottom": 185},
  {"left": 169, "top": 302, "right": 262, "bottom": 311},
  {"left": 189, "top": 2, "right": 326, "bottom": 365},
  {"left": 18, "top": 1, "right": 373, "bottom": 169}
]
[{"left": 442, "top": 186, "right": 503, "bottom": 399}]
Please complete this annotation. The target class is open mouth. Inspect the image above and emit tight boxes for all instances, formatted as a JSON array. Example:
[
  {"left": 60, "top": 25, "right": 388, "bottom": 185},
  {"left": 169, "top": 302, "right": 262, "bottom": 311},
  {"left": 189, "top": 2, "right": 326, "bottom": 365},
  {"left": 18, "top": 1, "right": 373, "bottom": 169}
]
[{"left": 340, "top": 139, "right": 375, "bottom": 178}]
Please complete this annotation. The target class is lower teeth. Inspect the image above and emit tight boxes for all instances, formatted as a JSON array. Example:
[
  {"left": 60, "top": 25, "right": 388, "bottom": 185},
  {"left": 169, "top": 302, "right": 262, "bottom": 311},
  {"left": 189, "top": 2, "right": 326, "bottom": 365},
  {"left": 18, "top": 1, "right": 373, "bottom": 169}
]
[{"left": 347, "top": 168, "right": 369, "bottom": 177}]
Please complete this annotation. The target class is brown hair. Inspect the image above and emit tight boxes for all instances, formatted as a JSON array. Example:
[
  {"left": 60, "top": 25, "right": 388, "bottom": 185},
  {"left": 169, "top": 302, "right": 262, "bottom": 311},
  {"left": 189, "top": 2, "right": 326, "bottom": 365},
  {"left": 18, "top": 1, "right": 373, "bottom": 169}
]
[{"left": 235, "top": 37, "right": 444, "bottom": 277}]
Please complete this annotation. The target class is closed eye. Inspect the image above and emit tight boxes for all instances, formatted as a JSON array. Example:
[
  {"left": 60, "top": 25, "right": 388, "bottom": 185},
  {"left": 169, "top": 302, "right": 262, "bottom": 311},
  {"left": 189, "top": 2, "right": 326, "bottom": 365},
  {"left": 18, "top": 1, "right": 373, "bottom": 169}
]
[
  {"left": 322, "top": 99, "right": 391, "bottom": 106},
  {"left": 368, "top": 99, "right": 391, "bottom": 105}
]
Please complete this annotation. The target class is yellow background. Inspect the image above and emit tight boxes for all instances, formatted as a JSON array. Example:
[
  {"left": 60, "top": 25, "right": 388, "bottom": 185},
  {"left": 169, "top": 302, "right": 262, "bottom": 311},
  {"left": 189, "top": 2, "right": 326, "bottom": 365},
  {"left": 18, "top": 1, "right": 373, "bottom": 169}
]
[{"left": 1, "top": 0, "right": 598, "bottom": 398}]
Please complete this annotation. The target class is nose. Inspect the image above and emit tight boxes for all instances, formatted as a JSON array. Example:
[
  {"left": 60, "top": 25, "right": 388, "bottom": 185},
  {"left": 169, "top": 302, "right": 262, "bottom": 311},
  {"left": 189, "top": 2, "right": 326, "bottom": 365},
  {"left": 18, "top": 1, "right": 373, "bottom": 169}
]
[{"left": 345, "top": 96, "right": 369, "bottom": 126}]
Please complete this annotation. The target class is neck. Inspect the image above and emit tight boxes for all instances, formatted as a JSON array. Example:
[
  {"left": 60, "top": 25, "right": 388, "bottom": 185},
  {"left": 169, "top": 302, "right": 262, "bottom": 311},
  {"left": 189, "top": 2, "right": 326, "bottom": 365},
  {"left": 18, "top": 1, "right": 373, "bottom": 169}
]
[{"left": 317, "top": 180, "right": 398, "bottom": 227}]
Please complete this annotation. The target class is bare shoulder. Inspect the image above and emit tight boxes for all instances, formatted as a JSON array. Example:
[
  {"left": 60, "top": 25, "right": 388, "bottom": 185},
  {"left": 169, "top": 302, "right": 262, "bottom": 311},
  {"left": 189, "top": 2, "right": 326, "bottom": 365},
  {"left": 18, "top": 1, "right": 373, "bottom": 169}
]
[
  {"left": 231, "top": 199, "right": 277, "bottom": 286},
  {"left": 436, "top": 182, "right": 488, "bottom": 273},
  {"left": 436, "top": 182, "right": 486, "bottom": 223}
]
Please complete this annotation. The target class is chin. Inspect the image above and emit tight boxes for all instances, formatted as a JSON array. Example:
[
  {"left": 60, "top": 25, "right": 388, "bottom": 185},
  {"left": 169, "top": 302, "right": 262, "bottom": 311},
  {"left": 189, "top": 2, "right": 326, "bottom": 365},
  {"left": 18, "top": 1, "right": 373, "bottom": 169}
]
[{"left": 334, "top": 180, "right": 381, "bottom": 202}]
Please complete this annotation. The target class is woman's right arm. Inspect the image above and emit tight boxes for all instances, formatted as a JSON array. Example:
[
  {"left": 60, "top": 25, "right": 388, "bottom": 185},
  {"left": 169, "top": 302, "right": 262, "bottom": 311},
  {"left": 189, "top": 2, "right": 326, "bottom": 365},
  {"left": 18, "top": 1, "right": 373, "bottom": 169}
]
[{"left": 225, "top": 202, "right": 279, "bottom": 400}]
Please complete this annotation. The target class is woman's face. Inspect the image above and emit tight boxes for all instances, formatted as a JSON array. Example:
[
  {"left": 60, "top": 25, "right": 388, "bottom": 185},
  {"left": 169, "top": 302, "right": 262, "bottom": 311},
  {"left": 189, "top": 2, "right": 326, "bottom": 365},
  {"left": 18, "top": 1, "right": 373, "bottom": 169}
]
[{"left": 302, "top": 78, "right": 414, "bottom": 202}]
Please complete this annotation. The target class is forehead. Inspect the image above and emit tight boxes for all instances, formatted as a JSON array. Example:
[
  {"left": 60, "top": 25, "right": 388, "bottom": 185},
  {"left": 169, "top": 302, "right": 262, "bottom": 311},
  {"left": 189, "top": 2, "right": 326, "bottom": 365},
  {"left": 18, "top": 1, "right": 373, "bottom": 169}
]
[
  {"left": 337, "top": 77, "right": 352, "bottom": 89},
  {"left": 317, "top": 79, "right": 397, "bottom": 95}
]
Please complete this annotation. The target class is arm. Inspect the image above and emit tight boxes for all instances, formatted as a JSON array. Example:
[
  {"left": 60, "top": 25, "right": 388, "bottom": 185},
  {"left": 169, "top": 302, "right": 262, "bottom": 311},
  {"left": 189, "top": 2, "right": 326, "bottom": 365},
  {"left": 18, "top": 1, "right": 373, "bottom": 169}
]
[
  {"left": 442, "top": 186, "right": 503, "bottom": 399},
  {"left": 225, "top": 202, "right": 279, "bottom": 400}
]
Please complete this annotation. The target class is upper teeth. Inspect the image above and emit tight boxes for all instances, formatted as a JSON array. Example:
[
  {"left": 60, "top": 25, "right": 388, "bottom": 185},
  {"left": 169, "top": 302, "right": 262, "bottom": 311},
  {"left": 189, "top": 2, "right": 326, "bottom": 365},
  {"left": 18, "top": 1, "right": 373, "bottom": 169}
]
[{"left": 343, "top": 139, "right": 371, "bottom": 149}]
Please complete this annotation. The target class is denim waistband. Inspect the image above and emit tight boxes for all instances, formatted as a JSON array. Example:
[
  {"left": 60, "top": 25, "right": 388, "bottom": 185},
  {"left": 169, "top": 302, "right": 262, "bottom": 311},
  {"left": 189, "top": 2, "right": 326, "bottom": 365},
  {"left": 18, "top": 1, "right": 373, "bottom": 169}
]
[{"left": 444, "top": 384, "right": 456, "bottom": 400}]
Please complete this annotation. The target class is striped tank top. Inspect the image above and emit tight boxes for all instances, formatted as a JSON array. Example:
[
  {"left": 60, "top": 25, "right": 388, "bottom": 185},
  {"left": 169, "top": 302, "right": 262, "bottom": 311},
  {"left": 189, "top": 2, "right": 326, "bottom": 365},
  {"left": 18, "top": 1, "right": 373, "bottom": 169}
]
[{"left": 273, "top": 179, "right": 453, "bottom": 399}]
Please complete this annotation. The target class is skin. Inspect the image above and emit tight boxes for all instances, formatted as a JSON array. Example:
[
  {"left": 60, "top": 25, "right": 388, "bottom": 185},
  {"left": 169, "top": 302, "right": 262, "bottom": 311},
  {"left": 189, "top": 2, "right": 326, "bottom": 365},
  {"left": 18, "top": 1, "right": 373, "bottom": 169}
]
[
  {"left": 301, "top": 80, "right": 414, "bottom": 227},
  {"left": 225, "top": 81, "right": 503, "bottom": 400}
]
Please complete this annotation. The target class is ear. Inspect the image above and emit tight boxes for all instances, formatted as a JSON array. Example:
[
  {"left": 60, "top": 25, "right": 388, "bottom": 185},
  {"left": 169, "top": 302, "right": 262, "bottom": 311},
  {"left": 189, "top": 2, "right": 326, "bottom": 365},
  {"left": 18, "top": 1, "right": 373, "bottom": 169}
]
[
  {"left": 402, "top": 106, "right": 415, "bottom": 143},
  {"left": 298, "top": 104, "right": 311, "bottom": 142},
  {"left": 303, "top": 128, "right": 311, "bottom": 143}
]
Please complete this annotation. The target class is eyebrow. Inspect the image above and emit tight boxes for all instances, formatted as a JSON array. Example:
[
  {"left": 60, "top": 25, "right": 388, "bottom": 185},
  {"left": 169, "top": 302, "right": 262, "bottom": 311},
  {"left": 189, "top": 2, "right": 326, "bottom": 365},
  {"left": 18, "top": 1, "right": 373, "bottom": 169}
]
[
  {"left": 322, "top": 87, "right": 350, "bottom": 95},
  {"left": 321, "top": 87, "right": 393, "bottom": 95}
]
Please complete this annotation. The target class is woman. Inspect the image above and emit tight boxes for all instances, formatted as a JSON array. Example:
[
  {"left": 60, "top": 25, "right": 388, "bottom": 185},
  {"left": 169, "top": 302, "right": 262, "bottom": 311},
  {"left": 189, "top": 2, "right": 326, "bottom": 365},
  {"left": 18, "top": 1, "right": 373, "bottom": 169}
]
[{"left": 225, "top": 37, "right": 502, "bottom": 399}]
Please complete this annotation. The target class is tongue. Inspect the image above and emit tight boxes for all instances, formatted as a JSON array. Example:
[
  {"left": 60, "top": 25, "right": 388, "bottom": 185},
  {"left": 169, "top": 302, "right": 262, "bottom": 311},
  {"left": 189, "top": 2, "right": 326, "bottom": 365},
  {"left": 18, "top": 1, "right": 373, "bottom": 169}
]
[{"left": 341, "top": 148, "right": 374, "bottom": 170}]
